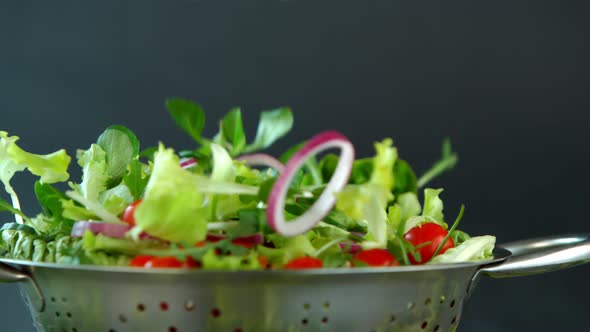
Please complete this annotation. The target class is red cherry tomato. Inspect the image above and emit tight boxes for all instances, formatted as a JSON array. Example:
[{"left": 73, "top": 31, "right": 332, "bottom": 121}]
[
  {"left": 184, "top": 256, "right": 201, "bottom": 268},
  {"left": 404, "top": 223, "right": 455, "bottom": 264},
  {"left": 144, "top": 256, "right": 184, "bottom": 268},
  {"left": 231, "top": 238, "right": 255, "bottom": 249},
  {"left": 129, "top": 255, "right": 199, "bottom": 268},
  {"left": 129, "top": 255, "right": 154, "bottom": 267},
  {"left": 258, "top": 256, "right": 269, "bottom": 269},
  {"left": 353, "top": 249, "right": 399, "bottom": 267},
  {"left": 121, "top": 200, "right": 142, "bottom": 226},
  {"left": 284, "top": 257, "right": 323, "bottom": 269}
]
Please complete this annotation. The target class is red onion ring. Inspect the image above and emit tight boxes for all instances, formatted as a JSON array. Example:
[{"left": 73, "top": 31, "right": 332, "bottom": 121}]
[{"left": 266, "top": 131, "right": 354, "bottom": 237}]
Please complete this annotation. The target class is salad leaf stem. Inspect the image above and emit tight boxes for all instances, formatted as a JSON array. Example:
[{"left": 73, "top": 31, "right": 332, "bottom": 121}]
[
  {"left": 427, "top": 204, "right": 465, "bottom": 262},
  {"left": 207, "top": 221, "right": 239, "bottom": 232},
  {"left": 313, "top": 236, "right": 348, "bottom": 257},
  {"left": 66, "top": 191, "right": 123, "bottom": 224},
  {"left": 417, "top": 139, "right": 458, "bottom": 188}
]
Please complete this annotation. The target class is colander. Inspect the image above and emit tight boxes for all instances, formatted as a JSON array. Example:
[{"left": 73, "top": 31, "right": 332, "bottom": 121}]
[{"left": 0, "top": 234, "right": 589, "bottom": 332}]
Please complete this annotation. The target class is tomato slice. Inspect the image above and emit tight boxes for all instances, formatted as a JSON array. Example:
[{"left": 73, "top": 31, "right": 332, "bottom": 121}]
[
  {"left": 404, "top": 223, "right": 455, "bottom": 264},
  {"left": 284, "top": 257, "right": 323, "bottom": 269},
  {"left": 353, "top": 249, "right": 399, "bottom": 267},
  {"left": 121, "top": 200, "right": 142, "bottom": 226}
]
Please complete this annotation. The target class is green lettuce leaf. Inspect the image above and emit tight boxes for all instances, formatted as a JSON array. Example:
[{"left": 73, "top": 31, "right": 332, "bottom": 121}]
[
  {"left": 423, "top": 188, "right": 445, "bottom": 223},
  {"left": 0, "top": 131, "right": 71, "bottom": 222},
  {"left": 335, "top": 139, "right": 397, "bottom": 247},
  {"left": 429, "top": 235, "right": 496, "bottom": 264},
  {"left": 98, "top": 183, "right": 134, "bottom": 216},
  {"left": 77, "top": 144, "right": 108, "bottom": 202},
  {"left": 133, "top": 145, "right": 208, "bottom": 243}
]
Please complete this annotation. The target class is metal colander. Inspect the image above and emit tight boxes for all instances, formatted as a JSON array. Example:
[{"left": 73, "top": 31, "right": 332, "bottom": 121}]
[{"left": 1, "top": 234, "right": 589, "bottom": 332}]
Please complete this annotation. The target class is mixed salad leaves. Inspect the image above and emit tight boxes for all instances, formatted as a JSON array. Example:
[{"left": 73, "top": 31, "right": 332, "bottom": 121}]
[{"left": 0, "top": 99, "right": 495, "bottom": 270}]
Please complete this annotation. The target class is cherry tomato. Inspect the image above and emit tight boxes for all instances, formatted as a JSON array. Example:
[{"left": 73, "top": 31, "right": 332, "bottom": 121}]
[
  {"left": 121, "top": 200, "right": 142, "bottom": 226},
  {"left": 284, "top": 257, "right": 323, "bottom": 269},
  {"left": 144, "top": 256, "right": 184, "bottom": 268},
  {"left": 129, "top": 255, "right": 154, "bottom": 267},
  {"left": 258, "top": 256, "right": 269, "bottom": 269},
  {"left": 129, "top": 255, "right": 199, "bottom": 268},
  {"left": 403, "top": 223, "right": 455, "bottom": 264},
  {"left": 353, "top": 249, "right": 399, "bottom": 267},
  {"left": 184, "top": 256, "right": 201, "bottom": 268}
]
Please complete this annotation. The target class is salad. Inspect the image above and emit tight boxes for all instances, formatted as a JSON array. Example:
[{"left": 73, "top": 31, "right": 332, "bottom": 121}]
[{"left": 0, "top": 99, "right": 495, "bottom": 270}]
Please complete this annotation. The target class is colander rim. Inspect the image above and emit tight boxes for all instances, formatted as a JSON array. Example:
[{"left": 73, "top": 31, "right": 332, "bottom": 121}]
[{"left": 0, "top": 248, "right": 510, "bottom": 275}]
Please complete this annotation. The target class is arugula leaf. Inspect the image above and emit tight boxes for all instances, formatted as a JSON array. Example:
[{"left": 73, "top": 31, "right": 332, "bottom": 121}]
[
  {"left": 123, "top": 160, "right": 149, "bottom": 200},
  {"left": 166, "top": 98, "right": 206, "bottom": 143},
  {"left": 97, "top": 125, "right": 140, "bottom": 182},
  {"left": 0, "top": 197, "right": 29, "bottom": 222},
  {"left": 392, "top": 159, "right": 418, "bottom": 196},
  {"left": 139, "top": 147, "right": 157, "bottom": 162},
  {"left": 34, "top": 181, "right": 68, "bottom": 218},
  {"left": 417, "top": 138, "right": 458, "bottom": 188},
  {"left": 220, "top": 108, "right": 246, "bottom": 155},
  {"left": 244, "top": 107, "right": 293, "bottom": 153},
  {"left": 279, "top": 141, "right": 305, "bottom": 163}
]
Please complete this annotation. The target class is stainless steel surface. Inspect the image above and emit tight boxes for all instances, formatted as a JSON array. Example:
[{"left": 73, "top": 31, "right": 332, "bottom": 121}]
[
  {"left": 479, "top": 234, "right": 590, "bottom": 278},
  {"left": 0, "top": 234, "right": 587, "bottom": 332}
]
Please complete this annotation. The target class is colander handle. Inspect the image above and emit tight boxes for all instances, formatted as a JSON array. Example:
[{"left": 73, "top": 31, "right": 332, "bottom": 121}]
[
  {"left": 0, "top": 262, "right": 46, "bottom": 312},
  {"left": 480, "top": 233, "right": 590, "bottom": 278}
]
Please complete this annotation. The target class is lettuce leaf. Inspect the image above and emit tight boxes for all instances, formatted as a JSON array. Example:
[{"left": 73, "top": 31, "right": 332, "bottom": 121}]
[
  {"left": 0, "top": 131, "right": 71, "bottom": 222},
  {"left": 77, "top": 144, "right": 109, "bottom": 202},
  {"left": 133, "top": 145, "right": 209, "bottom": 244},
  {"left": 429, "top": 235, "right": 496, "bottom": 264},
  {"left": 335, "top": 139, "right": 397, "bottom": 247}
]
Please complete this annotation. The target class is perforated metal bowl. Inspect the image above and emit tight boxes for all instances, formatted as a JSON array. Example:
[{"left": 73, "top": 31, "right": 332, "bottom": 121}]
[{"left": 1, "top": 234, "right": 589, "bottom": 332}]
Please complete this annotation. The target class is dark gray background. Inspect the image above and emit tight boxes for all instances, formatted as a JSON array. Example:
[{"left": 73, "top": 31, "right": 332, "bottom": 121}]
[{"left": 1, "top": 0, "right": 589, "bottom": 331}]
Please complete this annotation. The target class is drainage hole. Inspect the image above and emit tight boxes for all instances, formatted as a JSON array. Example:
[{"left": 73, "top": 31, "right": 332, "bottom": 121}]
[
  {"left": 425, "top": 298, "right": 432, "bottom": 305},
  {"left": 55, "top": 312, "right": 60, "bottom": 317},
  {"left": 168, "top": 327, "right": 177, "bottom": 332},
  {"left": 421, "top": 321, "right": 428, "bottom": 329},
  {"left": 451, "top": 316, "right": 457, "bottom": 325},
  {"left": 389, "top": 315, "right": 396, "bottom": 323},
  {"left": 434, "top": 325, "right": 440, "bottom": 332},
  {"left": 211, "top": 308, "right": 221, "bottom": 318},
  {"left": 160, "top": 301, "right": 169, "bottom": 311},
  {"left": 137, "top": 303, "right": 146, "bottom": 312},
  {"left": 301, "top": 318, "right": 308, "bottom": 325},
  {"left": 118, "top": 314, "right": 127, "bottom": 323},
  {"left": 66, "top": 312, "right": 72, "bottom": 318},
  {"left": 450, "top": 299, "right": 456, "bottom": 308},
  {"left": 234, "top": 329, "right": 244, "bottom": 332},
  {"left": 185, "top": 300, "right": 195, "bottom": 311},
  {"left": 322, "top": 317, "right": 329, "bottom": 324}
]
